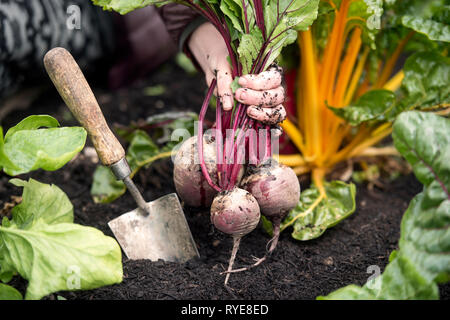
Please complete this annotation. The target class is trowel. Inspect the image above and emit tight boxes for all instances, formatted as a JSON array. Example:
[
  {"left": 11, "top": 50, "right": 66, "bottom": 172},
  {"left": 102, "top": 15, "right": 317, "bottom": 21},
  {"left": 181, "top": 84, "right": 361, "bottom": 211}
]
[{"left": 44, "top": 47, "right": 199, "bottom": 263}]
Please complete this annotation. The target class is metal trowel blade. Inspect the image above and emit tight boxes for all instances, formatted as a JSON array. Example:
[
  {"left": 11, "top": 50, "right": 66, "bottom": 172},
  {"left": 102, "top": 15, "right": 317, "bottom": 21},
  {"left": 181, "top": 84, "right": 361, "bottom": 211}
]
[{"left": 108, "top": 193, "right": 199, "bottom": 262}]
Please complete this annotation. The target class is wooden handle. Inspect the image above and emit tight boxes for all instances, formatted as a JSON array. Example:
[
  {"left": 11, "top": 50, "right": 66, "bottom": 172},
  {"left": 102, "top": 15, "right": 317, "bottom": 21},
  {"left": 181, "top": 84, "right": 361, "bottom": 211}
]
[{"left": 44, "top": 47, "right": 125, "bottom": 166}]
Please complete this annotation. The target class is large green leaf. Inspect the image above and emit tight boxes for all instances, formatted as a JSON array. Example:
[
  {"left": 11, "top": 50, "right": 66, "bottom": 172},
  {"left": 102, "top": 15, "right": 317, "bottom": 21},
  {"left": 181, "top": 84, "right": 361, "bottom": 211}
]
[
  {"left": 319, "top": 111, "right": 449, "bottom": 300},
  {"left": 281, "top": 181, "right": 356, "bottom": 240},
  {"left": 392, "top": 111, "right": 450, "bottom": 188},
  {"left": 0, "top": 115, "right": 87, "bottom": 176},
  {"left": 329, "top": 90, "right": 396, "bottom": 126},
  {"left": 393, "top": 111, "right": 450, "bottom": 283},
  {"left": 0, "top": 178, "right": 123, "bottom": 300},
  {"left": 318, "top": 252, "right": 439, "bottom": 300},
  {"left": 402, "top": 15, "right": 450, "bottom": 43},
  {"left": 401, "top": 52, "right": 450, "bottom": 110},
  {"left": 0, "top": 284, "right": 22, "bottom": 300},
  {"left": 392, "top": 0, "right": 450, "bottom": 43},
  {"left": 9, "top": 178, "right": 73, "bottom": 227}
]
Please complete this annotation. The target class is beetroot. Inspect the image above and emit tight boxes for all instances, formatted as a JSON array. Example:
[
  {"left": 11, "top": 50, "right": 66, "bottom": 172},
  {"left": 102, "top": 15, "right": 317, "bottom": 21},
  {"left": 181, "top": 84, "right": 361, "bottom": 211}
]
[
  {"left": 211, "top": 187, "right": 261, "bottom": 237},
  {"left": 236, "top": 159, "right": 300, "bottom": 269},
  {"left": 173, "top": 135, "right": 218, "bottom": 207},
  {"left": 210, "top": 187, "right": 260, "bottom": 286}
]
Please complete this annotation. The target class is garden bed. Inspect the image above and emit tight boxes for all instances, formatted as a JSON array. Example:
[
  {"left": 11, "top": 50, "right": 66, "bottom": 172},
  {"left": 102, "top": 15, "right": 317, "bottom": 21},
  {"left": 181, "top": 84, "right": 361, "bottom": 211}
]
[{"left": 1, "top": 61, "right": 448, "bottom": 300}]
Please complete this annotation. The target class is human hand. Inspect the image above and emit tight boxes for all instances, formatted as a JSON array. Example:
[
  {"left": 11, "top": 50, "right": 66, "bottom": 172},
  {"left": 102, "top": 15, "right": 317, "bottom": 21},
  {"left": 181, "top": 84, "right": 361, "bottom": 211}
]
[{"left": 188, "top": 22, "right": 286, "bottom": 125}]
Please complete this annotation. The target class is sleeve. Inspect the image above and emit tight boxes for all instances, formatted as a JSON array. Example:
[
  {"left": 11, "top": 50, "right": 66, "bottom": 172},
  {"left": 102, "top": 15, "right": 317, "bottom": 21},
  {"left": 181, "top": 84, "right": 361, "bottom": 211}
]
[{"left": 156, "top": 3, "right": 202, "bottom": 46}]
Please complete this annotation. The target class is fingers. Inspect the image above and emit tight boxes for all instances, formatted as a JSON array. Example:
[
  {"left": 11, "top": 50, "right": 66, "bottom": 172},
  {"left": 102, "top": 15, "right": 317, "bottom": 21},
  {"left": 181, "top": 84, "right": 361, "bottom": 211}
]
[
  {"left": 247, "top": 104, "right": 286, "bottom": 125},
  {"left": 235, "top": 86, "right": 285, "bottom": 107},
  {"left": 216, "top": 68, "right": 234, "bottom": 111},
  {"left": 238, "top": 69, "right": 283, "bottom": 90}
]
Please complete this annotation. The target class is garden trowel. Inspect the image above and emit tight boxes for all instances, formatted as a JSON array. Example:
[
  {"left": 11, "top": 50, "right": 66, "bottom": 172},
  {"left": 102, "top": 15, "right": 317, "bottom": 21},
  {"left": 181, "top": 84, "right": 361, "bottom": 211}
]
[{"left": 44, "top": 47, "right": 199, "bottom": 263}]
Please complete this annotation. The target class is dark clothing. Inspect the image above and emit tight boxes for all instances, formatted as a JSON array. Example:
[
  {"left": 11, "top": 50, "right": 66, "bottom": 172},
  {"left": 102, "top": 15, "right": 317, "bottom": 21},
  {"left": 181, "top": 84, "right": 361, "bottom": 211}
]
[{"left": 0, "top": 0, "right": 200, "bottom": 98}]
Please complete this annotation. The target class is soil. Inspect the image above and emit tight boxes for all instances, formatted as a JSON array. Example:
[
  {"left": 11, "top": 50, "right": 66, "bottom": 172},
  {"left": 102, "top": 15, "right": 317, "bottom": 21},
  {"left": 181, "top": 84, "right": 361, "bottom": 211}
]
[{"left": 1, "top": 61, "right": 448, "bottom": 300}]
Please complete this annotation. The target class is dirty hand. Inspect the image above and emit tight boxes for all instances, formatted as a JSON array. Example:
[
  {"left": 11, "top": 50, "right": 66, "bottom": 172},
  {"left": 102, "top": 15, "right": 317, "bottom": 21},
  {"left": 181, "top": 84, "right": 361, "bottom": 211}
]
[{"left": 188, "top": 22, "right": 286, "bottom": 125}]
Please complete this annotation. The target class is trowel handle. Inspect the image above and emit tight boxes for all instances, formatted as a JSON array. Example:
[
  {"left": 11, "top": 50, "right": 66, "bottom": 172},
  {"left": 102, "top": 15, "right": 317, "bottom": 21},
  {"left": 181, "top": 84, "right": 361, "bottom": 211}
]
[{"left": 44, "top": 47, "right": 125, "bottom": 166}]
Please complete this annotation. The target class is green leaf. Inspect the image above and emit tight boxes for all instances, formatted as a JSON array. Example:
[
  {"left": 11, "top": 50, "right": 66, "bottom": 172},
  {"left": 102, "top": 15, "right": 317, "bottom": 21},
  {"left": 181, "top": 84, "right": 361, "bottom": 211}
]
[
  {"left": 401, "top": 52, "right": 450, "bottom": 110},
  {"left": 392, "top": 111, "right": 450, "bottom": 188},
  {"left": 0, "top": 127, "right": 20, "bottom": 174},
  {"left": 402, "top": 15, "right": 450, "bottom": 43},
  {"left": 282, "top": 181, "right": 356, "bottom": 241},
  {"left": 392, "top": 0, "right": 450, "bottom": 43},
  {"left": 143, "top": 85, "right": 166, "bottom": 96},
  {"left": 0, "top": 178, "right": 123, "bottom": 300},
  {"left": 238, "top": 28, "right": 264, "bottom": 74},
  {"left": 230, "top": 77, "right": 241, "bottom": 93},
  {"left": 4, "top": 115, "right": 59, "bottom": 140},
  {"left": 318, "top": 253, "right": 439, "bottom": 300},
  {"left": 260, "top": 215, "right": 274, "bottom": 237},
  {"left": 329, "top": 90, "right": 396, "bottom": 126},
  {"left": 393, "top": 111, "right": 450, "bottom": 282},
  {"left": 320, "top": 111, "right": 449, "bottom": 300},
  {"left": 92, "top": 0, "right": 172, "bottom": 14},
  {"left": 0, "top": 221, "right": 123, "bottom": 300},
  {"left": 0, "top": 284, "right": 22, "bottom": 300},
  {"left": 91, "top": 165, "right": 126, "bottom": 204},
  {"left": 9, "top": 178, "right": 73, "bottom": 227},
  {"left": 175, "top": 53, "right": 198, "bottom": 75},
  {"left": 220, "top": 0, "right": 245, "bottom": 34},
  {"left": 0, "top": 115, "right": 87, "bottom": 176}
]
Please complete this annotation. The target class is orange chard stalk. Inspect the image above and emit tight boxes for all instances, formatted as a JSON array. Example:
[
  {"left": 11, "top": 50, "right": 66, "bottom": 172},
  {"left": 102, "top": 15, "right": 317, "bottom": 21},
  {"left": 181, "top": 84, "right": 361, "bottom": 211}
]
[{"left": 280, "top": 0, "right": 413, "bottom": 195}]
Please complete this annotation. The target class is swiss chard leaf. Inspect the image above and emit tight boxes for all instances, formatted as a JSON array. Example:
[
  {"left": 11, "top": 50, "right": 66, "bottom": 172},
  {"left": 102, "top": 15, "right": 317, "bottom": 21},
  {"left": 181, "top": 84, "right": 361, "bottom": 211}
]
[
  {"left": 0, "top": 178, "right": 123, "bottom": 300},
  {"left": 329, "top": 89, "right": 396, "bottom": 126},
  {"left": 391, "top": 0, "right": 450, "bottom": 43},
  {"left": 281, "top": 181, "right": 356, "bottom": 241},
  {"left": 319, "top": 111, "right": 449, "bottom": 300},
  {"left": 0, "top": 115, "right": 87, "bottom": 176},
  {"left": 400, "top": 52, "right": 450, "bottom": 110}
]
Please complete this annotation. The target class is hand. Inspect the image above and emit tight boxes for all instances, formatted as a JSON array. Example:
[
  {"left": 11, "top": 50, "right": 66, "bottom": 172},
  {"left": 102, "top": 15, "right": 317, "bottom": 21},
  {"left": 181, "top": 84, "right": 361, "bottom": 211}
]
[{"left": 188, "top": 22, "right": 286, "bottom": 125}]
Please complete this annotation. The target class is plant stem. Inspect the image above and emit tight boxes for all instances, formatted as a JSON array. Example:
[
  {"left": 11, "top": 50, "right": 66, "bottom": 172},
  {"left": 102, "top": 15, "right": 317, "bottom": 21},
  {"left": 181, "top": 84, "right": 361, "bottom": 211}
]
[{"left": 198, "top": 79, "right": 221, "bottom": 192}]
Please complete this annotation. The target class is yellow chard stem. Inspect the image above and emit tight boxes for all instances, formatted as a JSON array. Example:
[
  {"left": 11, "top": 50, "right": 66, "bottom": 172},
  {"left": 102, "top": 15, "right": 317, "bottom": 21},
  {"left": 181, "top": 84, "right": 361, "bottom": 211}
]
[
  {"left": 275, "top": 154, "right": 306, "bottom": 167},
  {"left": 343, "top": 47, "right": 370, "bottom": 106},
  {"left": 280, "top": 118, "right": 306, "bottom": 154},
  {"left": 383, "top": 70, "right": 404, "bottom": 92},
  {"left": 299, "top": 29, "right": 321, "bottom": 159}
]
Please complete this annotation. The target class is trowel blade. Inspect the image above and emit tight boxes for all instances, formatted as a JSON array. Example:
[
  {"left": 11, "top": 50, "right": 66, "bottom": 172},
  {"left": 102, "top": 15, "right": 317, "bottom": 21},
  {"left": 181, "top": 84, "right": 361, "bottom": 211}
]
[{"left": 108, "top": 193, "right": 199, "bottom": 262}]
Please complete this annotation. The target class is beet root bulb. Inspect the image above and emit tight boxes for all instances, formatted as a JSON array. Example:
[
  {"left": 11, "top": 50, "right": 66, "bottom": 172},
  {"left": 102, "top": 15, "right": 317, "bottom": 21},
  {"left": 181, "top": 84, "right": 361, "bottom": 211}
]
[
  {"left": 210, "top": 187, "right": 260, "bottom": 238},
  {"left": 173, "top": 135, "right": 218, "bottom": 207},
  {"left": 239, "top": 160, "right": 300, "bottom": 267},
  {"left": 210, "top": 187, "right": 261, "bottom": 286},
  {"left": 242, "top": 160, "right": 300, "bottom": 224}
]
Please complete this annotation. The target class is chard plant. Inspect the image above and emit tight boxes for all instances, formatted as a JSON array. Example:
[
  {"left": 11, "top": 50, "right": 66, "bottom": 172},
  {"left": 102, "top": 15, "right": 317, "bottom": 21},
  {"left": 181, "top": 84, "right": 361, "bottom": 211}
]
[
  {"left": 275, "top": 0, "right": 449, "bottom": 240},
  {"left": 0, "top": 115, "right": 123, "bottom": 300},
  {"left": 320, "top": 111, "right": 450, "bottom": 300}
]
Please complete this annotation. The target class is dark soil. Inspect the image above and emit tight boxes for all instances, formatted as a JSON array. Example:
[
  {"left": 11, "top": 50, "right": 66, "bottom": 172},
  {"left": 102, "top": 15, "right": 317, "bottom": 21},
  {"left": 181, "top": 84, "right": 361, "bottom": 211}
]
[{"left": 1, "top": 61, "right": 448, "bottom": 300}]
